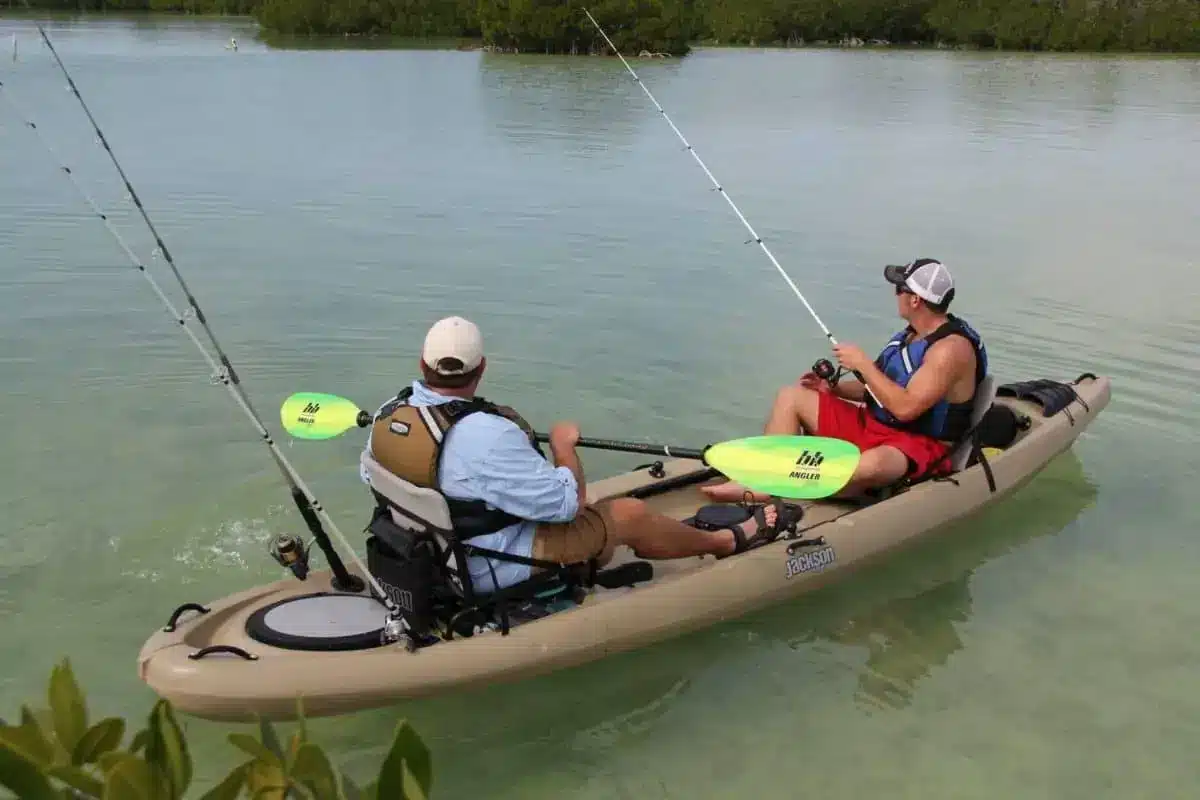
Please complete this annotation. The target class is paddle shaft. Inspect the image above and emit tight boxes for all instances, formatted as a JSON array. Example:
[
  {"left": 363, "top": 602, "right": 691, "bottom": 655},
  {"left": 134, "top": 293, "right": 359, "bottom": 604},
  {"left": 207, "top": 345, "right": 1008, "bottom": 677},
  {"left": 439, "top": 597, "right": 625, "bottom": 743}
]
[
  {"left": 582, "top": 8, "right": 881, "bottom": 407},
  {"left": 534, "top": 433, "right": 705, "bottom": 461},
  {"left": 303, "top": 399, "right": 708, "bottom": 460}
]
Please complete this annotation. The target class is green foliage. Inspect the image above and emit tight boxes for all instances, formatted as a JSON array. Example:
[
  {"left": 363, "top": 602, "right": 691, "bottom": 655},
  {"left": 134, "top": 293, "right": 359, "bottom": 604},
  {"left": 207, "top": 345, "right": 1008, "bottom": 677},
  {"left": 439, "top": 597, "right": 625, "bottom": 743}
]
[
  {"left": 8, "top": 0, "right": 1199, "bottom": 52},
  {"left": 0, "top": 659, "right": 434, "bottom": 800},
  {"left": 12, "top": 0, "right": 1197, "bottom": 52},
  {"left": 706, "top": 0, "right": 1200, "bottom": 51},
  {"left": 253, "top": 0, "right": 482, "bottom": 38},
  {"left": 7, "top": 0, "right": 259, "bottom": 13},
  {"left": 473, "top": 0, "right": 699, "bottom": 55}
]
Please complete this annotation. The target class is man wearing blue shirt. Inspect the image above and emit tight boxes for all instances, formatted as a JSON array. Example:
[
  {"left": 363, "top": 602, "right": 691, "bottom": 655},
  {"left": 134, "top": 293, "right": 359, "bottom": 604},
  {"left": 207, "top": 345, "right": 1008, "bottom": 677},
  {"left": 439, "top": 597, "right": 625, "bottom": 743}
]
[{"left": 362, "top": 316, "right": 784, "bottom": 594}]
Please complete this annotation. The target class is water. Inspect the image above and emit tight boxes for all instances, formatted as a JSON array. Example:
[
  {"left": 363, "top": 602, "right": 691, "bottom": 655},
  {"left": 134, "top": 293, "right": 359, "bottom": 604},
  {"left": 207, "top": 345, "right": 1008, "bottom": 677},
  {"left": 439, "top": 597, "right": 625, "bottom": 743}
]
[{"left": 2, "top": 14, "right": 1198, "bottom": 798}]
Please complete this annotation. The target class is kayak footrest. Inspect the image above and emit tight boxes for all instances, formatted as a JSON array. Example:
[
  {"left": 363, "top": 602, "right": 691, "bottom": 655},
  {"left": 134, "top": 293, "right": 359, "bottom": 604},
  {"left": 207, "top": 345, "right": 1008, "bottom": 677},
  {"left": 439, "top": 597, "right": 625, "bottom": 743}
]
[{"left": 595, "top": 560, "right": 653, "bottom": 589}]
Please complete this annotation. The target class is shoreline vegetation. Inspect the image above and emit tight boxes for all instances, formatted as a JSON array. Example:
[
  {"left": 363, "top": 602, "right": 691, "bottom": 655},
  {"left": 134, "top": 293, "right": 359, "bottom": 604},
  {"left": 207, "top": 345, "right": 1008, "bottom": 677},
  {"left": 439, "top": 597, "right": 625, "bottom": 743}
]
[{"left": 4, "top": 1, "right": 1199, "bottom": 55}]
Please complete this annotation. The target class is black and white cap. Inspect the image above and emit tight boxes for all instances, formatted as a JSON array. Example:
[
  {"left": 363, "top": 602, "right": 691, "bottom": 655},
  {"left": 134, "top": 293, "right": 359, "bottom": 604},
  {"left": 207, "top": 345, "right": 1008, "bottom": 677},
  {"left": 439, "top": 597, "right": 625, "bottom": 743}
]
[{"left": 884, "top": 258, "right": 955, "bottom": 305}]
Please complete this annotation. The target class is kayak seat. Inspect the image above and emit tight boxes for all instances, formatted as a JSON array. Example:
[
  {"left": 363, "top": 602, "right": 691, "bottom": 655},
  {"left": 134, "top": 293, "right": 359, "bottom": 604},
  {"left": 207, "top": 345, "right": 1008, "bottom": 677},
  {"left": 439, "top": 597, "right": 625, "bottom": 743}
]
[
  {"left": 859, "top": 374, "right": 1003, "bottom": 504},
  {"left": 947, "top": 374, "right": 999, "bottom": 473},
  {"left": 359, "top": 452, "right": 645, "bottom": 641}
]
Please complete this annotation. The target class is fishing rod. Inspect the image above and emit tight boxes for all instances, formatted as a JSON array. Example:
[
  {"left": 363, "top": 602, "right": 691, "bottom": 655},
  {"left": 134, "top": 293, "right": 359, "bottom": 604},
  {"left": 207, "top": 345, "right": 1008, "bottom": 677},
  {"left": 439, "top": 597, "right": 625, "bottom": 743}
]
[
  {"left": 581, "top": 9, "right": 881, "bottom": 405},
  {"left": 0, "top": 26, "right": 396, "bottom": 612}
]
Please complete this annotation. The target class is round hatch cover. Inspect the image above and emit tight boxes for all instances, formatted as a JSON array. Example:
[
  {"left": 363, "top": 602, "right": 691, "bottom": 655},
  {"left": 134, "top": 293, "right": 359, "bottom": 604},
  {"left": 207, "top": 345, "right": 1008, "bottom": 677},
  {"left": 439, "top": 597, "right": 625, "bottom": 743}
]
[{"left": 245, "top": 592, "right": 390, "bottom": 651}]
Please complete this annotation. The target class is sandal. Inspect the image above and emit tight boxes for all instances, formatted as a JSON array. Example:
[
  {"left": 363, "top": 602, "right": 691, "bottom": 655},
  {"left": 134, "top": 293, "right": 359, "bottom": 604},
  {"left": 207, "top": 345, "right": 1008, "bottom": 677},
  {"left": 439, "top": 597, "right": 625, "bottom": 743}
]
[{"left": 683, "top": 495, "right": 805, "bottom": 559}]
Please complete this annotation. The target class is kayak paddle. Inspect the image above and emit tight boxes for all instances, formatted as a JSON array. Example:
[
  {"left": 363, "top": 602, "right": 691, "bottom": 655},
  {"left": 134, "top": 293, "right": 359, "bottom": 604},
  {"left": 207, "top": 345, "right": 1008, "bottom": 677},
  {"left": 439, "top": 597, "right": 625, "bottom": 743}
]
[
  {"left": 281, "top": 392, "right": 372, "bottom": 441},
  {"left": 280, "top": 392, "right": 861, "bottom": 500},
  {"left": 703, "top": 435, "right": 860, "bottom": 500}
]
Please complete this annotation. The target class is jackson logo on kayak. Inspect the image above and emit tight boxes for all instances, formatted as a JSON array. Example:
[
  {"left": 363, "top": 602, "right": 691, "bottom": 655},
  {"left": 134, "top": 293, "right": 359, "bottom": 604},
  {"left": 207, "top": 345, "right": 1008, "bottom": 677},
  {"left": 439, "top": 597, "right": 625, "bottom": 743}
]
[
  {"left": 788, "top": 449, "right": 826, "bottom": 482},
  {"left": 785, "top": 544, "right": 836, "bottom": 579},
  {"left": 378, "top": 579, "right": 415, "bottom": 613}
]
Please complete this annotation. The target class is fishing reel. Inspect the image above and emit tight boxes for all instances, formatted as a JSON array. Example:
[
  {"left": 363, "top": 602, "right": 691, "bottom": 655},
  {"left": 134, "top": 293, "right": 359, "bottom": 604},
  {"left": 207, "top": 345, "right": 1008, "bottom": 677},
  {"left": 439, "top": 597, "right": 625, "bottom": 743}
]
[
  {"left": 267, "top": 532, "right": 312, "bottom": 581},
  {"left": 380, "top": 609, "right": 444, "bottom": 653},
  {"left": 381, "top": 612, "right": 418, "bottom": 653},
  {"left": 812, "top": 358, "right": 843, "bottom": 388}
]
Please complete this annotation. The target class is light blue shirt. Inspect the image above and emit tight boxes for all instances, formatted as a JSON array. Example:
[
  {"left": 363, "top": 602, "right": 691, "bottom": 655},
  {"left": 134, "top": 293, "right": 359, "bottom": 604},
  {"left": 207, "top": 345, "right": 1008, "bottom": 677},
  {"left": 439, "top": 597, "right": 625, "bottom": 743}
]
[{"left": 360, "top": 381, "right": 579, "bottom": 593}]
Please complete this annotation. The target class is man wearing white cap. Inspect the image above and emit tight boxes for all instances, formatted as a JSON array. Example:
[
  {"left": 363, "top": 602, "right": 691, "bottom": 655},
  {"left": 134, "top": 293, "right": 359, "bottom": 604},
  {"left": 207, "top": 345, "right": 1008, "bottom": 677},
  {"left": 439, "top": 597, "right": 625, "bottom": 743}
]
[
  {"left": 703, "top": 258, "right": 988, "bottom": 500},
  {"left": 361, "top": 316, "right": 791, "bottom": 595}
]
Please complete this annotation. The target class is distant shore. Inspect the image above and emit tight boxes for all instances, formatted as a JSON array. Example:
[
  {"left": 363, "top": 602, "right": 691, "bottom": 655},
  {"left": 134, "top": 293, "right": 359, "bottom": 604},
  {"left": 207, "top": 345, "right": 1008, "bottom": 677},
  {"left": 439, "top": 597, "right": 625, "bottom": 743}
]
[{"left": 4, "top": 2, "right": 1198, "bottom": 56}]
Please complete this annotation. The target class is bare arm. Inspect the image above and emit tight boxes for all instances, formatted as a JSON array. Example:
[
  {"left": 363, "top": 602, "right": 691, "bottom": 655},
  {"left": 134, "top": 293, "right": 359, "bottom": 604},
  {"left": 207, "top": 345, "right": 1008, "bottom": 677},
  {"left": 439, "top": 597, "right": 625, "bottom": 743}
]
[
  {"left": 460, "top": 420, "right": 581, "bottom": 523},
  {"left": 549, "top": 429, "right": 586, "bottom": 511},
  {"left": 855, "top": 338, "right": 969, "bottom": 422}
]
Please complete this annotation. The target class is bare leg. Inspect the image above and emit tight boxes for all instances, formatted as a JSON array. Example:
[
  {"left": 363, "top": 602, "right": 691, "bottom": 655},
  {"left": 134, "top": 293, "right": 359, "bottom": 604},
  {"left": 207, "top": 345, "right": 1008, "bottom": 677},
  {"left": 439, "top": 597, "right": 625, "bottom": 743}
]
[
  {"left": 701, "top": 385, "right": 823, "bottom": 502},
  {"left": 764, "top": 384, "right": 821, "bottom": 434},
  {"left": 834, "top": 446, "right": 909, "bottom": 497},
  {"left": 606, "top": 497, "right": 778, "bottom": 559}
]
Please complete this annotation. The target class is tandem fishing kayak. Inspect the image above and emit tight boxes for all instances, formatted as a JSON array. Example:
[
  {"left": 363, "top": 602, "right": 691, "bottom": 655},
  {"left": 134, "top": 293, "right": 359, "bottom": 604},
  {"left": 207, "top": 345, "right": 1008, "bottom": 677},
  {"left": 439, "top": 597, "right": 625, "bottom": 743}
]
[
  {"left": 5, "top": 24, "right": 1111, "bottom": 725},
  {"left": 137, "top": 373, "right": 1109, "bottom": 722}
]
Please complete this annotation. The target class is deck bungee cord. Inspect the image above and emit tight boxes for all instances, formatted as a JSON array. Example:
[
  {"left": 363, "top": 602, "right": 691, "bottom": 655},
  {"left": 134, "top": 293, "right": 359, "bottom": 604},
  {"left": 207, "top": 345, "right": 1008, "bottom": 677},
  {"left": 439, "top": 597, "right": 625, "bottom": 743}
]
[
  {"left": 581, "top": 9, "right": 881, "bottom": 405},
  {"left": 0, "top": 26, "right": 398, "bottom": 615}
]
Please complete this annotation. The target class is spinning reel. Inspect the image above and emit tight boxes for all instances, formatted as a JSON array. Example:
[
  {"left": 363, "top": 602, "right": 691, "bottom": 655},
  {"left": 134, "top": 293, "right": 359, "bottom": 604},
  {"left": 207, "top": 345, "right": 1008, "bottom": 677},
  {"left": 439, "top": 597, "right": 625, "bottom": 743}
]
[
  {"left": 811, "top": 358, "right": 847, "bottom": 389},
  {"left": 267, "top": 533, "right": 312, "bottom": 581}
]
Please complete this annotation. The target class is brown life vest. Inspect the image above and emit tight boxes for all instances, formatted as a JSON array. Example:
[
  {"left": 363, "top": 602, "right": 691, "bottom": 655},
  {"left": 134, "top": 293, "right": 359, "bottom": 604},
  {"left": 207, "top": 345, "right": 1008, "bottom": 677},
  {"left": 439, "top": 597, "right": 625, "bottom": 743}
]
[{"left": 368, "top": 386, "right": 544, "bottom": 540}]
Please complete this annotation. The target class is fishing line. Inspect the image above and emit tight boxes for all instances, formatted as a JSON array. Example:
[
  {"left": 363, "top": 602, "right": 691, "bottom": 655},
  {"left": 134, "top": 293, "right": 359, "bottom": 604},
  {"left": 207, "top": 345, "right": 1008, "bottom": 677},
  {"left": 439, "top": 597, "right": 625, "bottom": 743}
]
[
  {"left": 582, "top": 9, "right": 882, "bottom": 404},
  {"left": 0, "top": 26, "right": 391, "bottom": 609}
]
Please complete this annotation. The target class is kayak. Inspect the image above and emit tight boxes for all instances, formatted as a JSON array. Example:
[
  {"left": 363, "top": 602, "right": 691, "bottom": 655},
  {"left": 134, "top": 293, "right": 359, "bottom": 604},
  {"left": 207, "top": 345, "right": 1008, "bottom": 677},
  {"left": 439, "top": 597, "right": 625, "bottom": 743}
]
[{"left": 137, "top": 373, "right": 1109, "bottom": 722}]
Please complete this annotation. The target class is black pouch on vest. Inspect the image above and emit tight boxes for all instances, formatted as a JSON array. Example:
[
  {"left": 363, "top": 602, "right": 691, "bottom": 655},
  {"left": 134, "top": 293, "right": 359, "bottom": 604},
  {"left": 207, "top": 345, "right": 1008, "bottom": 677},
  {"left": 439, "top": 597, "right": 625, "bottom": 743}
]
[{"left": 365, "top": 511, "right": 438, "bottom": 636}]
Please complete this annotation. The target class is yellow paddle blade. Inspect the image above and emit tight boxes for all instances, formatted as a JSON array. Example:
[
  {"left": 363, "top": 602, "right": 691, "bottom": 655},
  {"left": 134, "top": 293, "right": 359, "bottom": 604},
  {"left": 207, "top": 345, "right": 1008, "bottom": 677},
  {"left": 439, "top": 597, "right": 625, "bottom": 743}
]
[
  {"left": 280, "top": 392, "right": 367, "bottom": 440},
  {"left": 704, "top": 435, "right": 861, "bottom": 499}
]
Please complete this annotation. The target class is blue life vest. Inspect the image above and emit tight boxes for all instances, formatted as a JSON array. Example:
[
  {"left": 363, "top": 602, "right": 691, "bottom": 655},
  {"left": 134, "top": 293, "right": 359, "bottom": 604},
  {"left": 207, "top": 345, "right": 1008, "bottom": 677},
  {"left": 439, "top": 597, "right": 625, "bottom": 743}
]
[{"left": 865, "top": 314, "right": 988, "bottom": 442}]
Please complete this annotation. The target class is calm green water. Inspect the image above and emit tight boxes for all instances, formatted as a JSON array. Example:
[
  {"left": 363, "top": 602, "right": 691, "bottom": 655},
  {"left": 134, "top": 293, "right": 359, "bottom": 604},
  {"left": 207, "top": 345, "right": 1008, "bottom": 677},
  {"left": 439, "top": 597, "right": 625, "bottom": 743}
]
[{"left": 2, "top": 14, "right": 1199, "bottom": 798}]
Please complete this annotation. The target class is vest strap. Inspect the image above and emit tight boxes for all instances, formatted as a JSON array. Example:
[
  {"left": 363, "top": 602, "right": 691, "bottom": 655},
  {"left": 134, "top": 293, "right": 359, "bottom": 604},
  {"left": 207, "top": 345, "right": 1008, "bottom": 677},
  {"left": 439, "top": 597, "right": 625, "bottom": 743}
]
[
  {"left": 868, "top": 314, "right": 986, "bottom": 442},
  {"left": 368, "top": 386, "right": 540, "bottom": 540}
]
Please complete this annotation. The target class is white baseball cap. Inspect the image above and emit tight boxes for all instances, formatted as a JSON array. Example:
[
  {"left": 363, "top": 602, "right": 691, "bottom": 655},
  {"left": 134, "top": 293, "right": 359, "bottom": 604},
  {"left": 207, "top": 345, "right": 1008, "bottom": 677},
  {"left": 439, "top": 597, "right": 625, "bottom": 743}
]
[
  {"left": 884, "top": 258, "right": 955, "bottom": 305},
  {"left": 421, "top": 316, "right": 484, "bottom": 376}
]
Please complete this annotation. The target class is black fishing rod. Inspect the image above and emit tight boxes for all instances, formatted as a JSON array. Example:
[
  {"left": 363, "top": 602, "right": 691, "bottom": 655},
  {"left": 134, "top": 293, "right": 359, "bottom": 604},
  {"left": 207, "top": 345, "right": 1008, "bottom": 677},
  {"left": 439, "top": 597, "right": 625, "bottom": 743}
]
[{"left": 0, "top": 26, "right": 392, "bottom": 607}]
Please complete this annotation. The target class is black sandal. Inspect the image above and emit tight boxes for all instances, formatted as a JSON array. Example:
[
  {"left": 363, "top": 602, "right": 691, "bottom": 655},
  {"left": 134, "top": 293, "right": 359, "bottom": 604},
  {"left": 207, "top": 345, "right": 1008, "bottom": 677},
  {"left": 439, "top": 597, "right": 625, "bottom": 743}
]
[
  {"left": 683, "top": 495, "right": 806, "bottom": 558},
  {"left": 716, "top": 496, "right": 805, "bottom": 559}
]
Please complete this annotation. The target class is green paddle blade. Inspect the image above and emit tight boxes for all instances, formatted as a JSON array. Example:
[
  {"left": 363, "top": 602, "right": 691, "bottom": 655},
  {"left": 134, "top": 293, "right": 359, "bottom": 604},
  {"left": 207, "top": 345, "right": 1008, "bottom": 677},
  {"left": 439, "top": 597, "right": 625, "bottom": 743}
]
[
  {"left": 704, "top": 435, "right": 861, "bottom": 500},
  {"left": 280, "top": 392, "right": 366, "bottom": 440}
]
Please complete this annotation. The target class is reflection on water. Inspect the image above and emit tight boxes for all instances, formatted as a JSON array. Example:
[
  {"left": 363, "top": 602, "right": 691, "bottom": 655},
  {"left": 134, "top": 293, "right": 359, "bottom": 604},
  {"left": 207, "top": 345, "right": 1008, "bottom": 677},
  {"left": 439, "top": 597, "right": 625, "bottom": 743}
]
[
  {"left": 831, "top": 580, "right": 973, "bottom": 711},
  {"left": 742, "top": 450, "right": 1098, "bottom": 712},
  {"left": 1, "top": 13, "right": 263, "bottom": 57},
  {"left": 476, "top": 52, "right": 660, "bottom": 158},
  {"left": 259, "top": 33, "right": 475, "bottom": 51}
]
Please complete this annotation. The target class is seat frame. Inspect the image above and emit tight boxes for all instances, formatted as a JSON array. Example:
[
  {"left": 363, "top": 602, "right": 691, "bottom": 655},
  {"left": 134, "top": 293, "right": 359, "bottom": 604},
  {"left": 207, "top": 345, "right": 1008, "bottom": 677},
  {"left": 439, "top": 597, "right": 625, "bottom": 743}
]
[
  {"left": 360, "top": 451, "right": 593, "bottom": 639},
  {"left": 947, "top": 374, "right": 999, "bottom": 474},
  {"left": 860, "top": 374, "right": 1001, "bottom": 503}
]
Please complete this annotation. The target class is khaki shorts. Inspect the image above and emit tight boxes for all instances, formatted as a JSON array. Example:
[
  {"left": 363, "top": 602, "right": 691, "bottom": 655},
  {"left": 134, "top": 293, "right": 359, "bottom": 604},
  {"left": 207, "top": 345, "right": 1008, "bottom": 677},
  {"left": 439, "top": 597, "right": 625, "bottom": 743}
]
[{"left": 532, "top": 503, "right": 614, "bottom": 565}]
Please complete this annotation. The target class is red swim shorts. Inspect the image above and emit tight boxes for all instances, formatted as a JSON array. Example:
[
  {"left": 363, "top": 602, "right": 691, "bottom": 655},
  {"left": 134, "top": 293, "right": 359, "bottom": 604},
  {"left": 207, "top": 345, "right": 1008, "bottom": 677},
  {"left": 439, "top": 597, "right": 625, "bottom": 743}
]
[{"left": 815, "top": 391, "right": 952, "bottom": 478}]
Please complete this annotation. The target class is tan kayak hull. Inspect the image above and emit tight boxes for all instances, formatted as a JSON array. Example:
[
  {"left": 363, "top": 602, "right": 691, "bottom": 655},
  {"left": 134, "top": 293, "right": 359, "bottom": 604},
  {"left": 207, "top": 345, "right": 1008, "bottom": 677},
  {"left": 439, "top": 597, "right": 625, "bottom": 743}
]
[{"left": 137, "top": 375, "right": 1110, "bottom": 722}]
